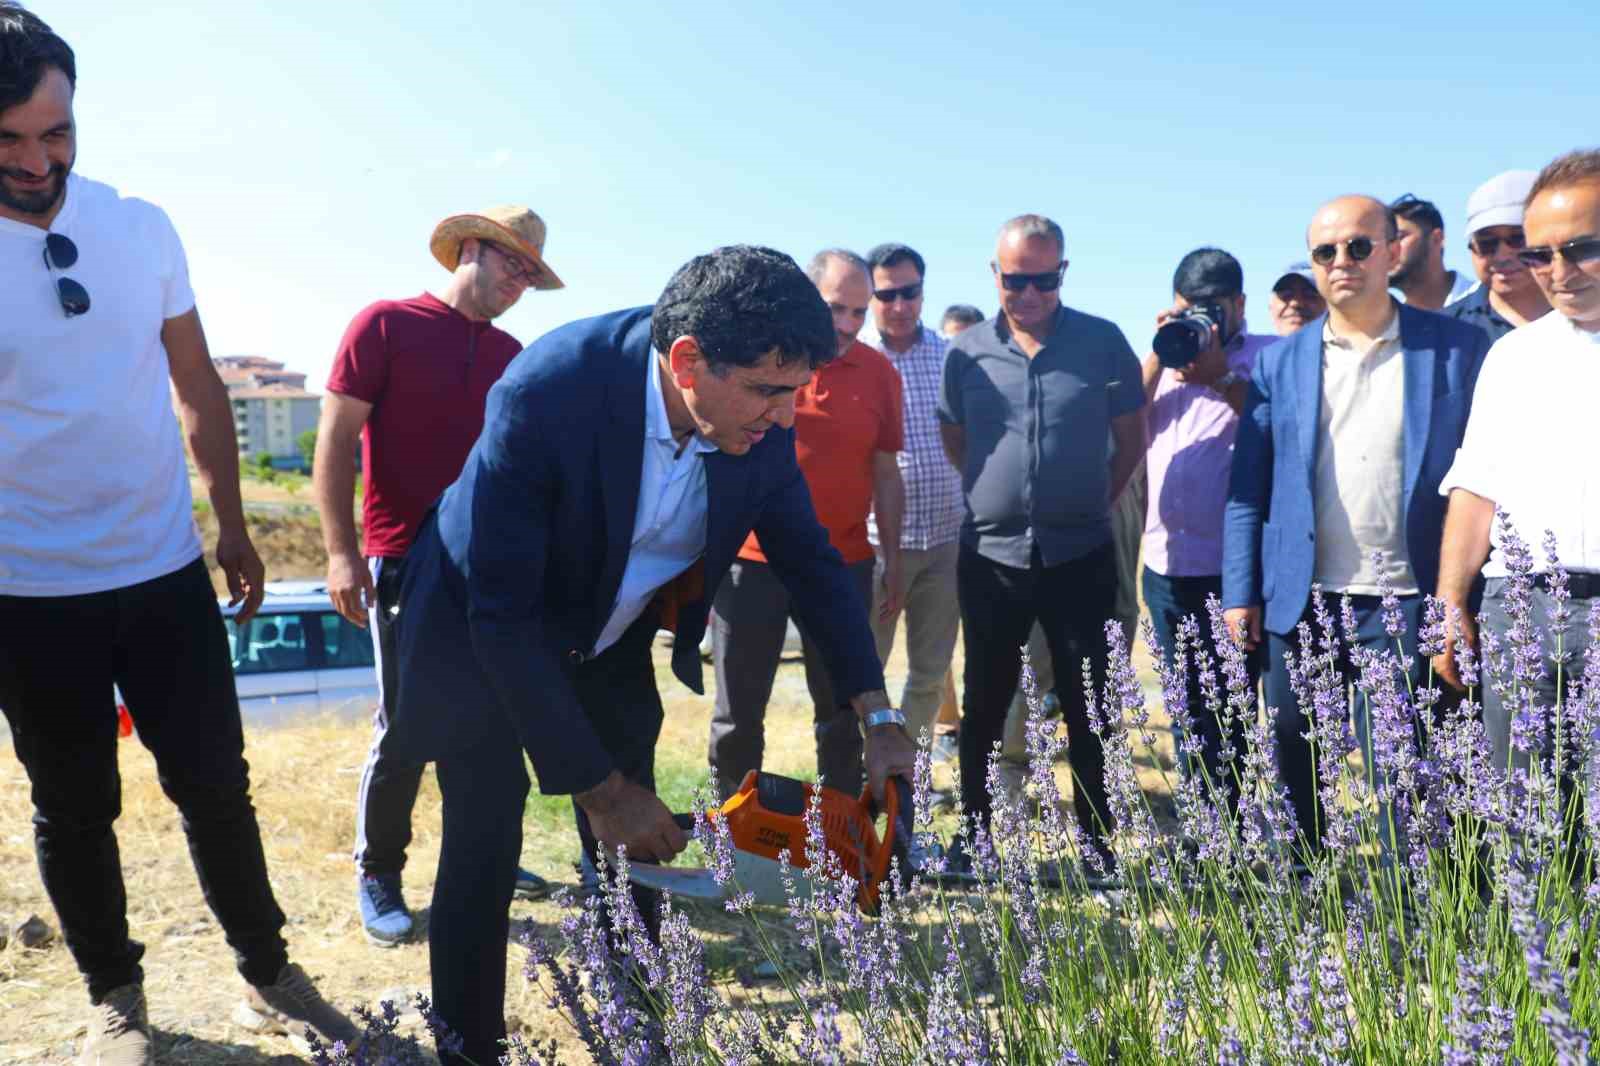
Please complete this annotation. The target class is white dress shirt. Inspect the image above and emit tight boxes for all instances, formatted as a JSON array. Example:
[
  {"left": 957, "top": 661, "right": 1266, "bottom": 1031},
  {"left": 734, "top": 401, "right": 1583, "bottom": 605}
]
[
  {"left": 1440, "top": 311, "right": 1600, "bottom": 576},
  {"left": 592, "top": 352, "right": 717, "bottom": 655},
  {"left": 1312, "top": 307, "right": 1418, "bottom": 595}
]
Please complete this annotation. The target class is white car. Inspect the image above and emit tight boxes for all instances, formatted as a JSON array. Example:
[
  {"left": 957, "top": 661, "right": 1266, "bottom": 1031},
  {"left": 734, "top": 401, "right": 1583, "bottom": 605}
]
[{"left": 219, "top": 580, "right": 379, "bottom": 726}]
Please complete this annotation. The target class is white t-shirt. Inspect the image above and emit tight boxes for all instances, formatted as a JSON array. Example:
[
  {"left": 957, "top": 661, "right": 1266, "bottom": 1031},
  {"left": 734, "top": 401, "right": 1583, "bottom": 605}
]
[
  {"left": 1439, "top": 310, "right": 1600, "bottom": 576},
  {"left": 0, "top": 174, "right": 203, "bottom": 596}
]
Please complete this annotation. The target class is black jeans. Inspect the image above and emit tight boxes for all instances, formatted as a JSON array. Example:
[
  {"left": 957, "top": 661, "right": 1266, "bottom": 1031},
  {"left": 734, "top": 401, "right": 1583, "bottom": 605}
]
[
  {"left": 0, "top": 558, "right": 288, "bottom": 1003},
  {"left": 353, "top": 555, "right": 426, "bottom": 877},
  {"left": 957, "top": 542, "right": 1117, "bottom": 847},
  {"left": 1142, "top": 566, "right": 1263, "bottom": 812},
  {"left": 429, "top": 608, "right": 664, "bottom": 1066},
  {"left": 708, "top": 558, "right": 874, "bottom": 799}
]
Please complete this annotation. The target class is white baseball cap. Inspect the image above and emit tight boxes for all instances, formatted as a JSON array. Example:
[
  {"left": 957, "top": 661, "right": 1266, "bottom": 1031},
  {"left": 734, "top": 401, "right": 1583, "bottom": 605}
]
[{"left": 1466, "top": 170, "right": 1539, "bottom": 236}]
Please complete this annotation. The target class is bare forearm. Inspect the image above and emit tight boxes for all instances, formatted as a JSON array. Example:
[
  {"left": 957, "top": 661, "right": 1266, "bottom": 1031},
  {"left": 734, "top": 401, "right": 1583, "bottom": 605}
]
[
  {"left": 1436, "top": 489, "right": 1495, "bottom": 608},
  {"left": 872, "top": 466, "right": 904, "bottom": 566},
  {"left": 177, "top": 373, "right": 247, "bottom": 533},
  {"left": 313, "top": 429, "right": 363, "bottom": 559},
  {"left": 1141, "top": 351, "right": 1164, "bottom": 402}
]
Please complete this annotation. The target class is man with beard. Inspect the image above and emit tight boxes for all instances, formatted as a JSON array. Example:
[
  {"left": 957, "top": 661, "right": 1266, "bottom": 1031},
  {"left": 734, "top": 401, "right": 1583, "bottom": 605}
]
[
  {"left": 1388, "top": 193, "right": 1478, "bottom": 309},
  {"left": 1445, "top": 170, "right": 1551, "bottom": 344},
  {"left": 0, "top": 6, "right": 355, "bottom": 1062},
  {"left": 708, "top": 248, "right": 905, "bottom": 799},
  {"left": 315, "top": 206, "right": 561, "bottom": 947}
]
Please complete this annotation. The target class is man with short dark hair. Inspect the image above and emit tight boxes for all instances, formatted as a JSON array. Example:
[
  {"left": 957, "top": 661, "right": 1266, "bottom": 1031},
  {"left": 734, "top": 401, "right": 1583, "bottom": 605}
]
[
  {"left": 1445, "top": 170, "right": 1550, "bottom": 344},
  {"left": 1389, "top": 193, "right": 1478, "bottom": 309},
  {"left": 1224, "top": 196, "right": 1489, "bottom": 859},
  {"left": 0, "top": 7, "right": 355, "bottom": 1060},
  {"left": 391, "top": 245, "right": 917, "bottom": 1066},
  {"left": 1434, "top": 150, "right": 1600, "bottom": 791},
  {"left": 316, "top": 206, "right": 561, "bottom": 946},
  {"left": 1141, "top": 248, "right": 1273, "bottom": 806},
  {"left": 858, "top": 242, "right": 961, "bottom": 751},
  {"left": 1267, "top": 262, "right": 1326, "bottom": 335},
  {"left": 941, "top": 303, "right": 984, "bottom": 335},
  {"left": 708, "top": 248, "right": 905, "bottom": 798},
  {"left": 938, "top": 214, "right": 1145, "bottom": 875}
]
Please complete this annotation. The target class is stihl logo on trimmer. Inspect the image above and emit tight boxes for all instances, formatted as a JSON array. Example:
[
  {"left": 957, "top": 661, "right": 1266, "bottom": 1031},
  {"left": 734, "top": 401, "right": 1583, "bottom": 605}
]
[{"left": 755, "top": 827, "right": 791, "bottom": 850}]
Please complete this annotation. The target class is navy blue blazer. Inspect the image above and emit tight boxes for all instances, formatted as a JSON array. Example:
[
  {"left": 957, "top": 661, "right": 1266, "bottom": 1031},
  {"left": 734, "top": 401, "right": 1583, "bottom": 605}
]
[
  {"left": 1222, "top": 305, "right": 1489, "bottom": 636},
  {"left": 388, "top": 307, "right": 885, "bottom": 793}
]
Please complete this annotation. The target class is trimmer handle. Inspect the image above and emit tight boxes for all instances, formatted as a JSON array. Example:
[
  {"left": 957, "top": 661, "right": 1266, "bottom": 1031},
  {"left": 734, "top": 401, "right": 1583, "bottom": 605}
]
[{"left": 862, "top": 775, "right": 915, "bottom": 914}]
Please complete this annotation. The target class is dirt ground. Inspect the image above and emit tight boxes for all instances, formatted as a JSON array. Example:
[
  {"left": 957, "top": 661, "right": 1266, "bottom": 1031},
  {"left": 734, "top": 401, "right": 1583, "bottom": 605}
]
[{"left": 1, "top": 493, "right": 1169, "bottom": 1063}]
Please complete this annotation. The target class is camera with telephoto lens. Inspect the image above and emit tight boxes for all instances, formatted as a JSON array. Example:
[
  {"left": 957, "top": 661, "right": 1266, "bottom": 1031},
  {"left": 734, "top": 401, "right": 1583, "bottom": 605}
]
[{"left": 1152, "top": 300, "right": 1228, "bottom": 369}]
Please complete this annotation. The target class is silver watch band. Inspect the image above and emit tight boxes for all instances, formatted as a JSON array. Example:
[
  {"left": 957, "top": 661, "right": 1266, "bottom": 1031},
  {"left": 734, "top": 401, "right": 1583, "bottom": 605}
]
[{"left": 861, "top": 707, "right": 907, "bottom": 732}]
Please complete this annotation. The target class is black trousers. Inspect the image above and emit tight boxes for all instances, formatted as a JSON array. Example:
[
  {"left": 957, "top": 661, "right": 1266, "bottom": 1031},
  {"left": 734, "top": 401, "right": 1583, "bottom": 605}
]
[
  {"left": 0, "top": 557, "right": 288, "bottom": 1003},
  {"left": 708, "top": 557, "right": 874, "bottom": 799},
  {"left": 428, "top": 609, "right": 664, "bottom": 1066},
  {"left": 352, "top": 556, "right": 426, "bottom": 877},
  {"left": 957, "top": 542, "right": 1117, "bottom": 847}
]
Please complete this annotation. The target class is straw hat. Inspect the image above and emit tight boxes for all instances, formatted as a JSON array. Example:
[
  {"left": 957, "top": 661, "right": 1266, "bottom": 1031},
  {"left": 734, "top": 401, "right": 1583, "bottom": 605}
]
[{"left": 429, "top": 205, "right": 564, "bottom": 290}]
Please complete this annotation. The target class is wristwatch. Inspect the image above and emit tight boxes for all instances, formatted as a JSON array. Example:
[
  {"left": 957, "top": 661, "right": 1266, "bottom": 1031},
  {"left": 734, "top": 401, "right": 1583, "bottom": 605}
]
[
  {"left": 860, "top": 706, "right": 907, "bottom": 736},
  {"left": 1213, "top": 370, "right": 1242, "bottom": 393}
]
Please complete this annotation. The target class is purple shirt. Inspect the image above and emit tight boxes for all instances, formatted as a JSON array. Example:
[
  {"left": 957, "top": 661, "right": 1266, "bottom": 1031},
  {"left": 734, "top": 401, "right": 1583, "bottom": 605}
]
[{"left": 1142, "top": 330, "right": 1276, "bottom": 577}]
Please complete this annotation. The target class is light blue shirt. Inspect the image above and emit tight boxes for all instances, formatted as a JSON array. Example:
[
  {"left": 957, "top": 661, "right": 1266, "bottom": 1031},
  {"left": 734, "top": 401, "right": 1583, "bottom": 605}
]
[{"left": 592, "top": 351, "right": 716, "bottom": 655}]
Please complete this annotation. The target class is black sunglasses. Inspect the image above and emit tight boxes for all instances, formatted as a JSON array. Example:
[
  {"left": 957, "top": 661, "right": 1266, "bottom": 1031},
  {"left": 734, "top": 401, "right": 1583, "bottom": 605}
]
[
  {"left": 1309, "top": 236, "right": 1388, "bottom": 267},
  {"left": 995, "top": 264, "right": 1064, "bottom": 293},
  {"left": 1468, "top": 232, "right": 1527, "bottom": 257},
  {"left": 42, "top": 232, "right": 90, "bottom": 317},
  {"left": 872, "top": 282, "right": 923, "bottom": 304},
  {"left": 1516, "top": 236, "right": 1600, "bottom": 271}
]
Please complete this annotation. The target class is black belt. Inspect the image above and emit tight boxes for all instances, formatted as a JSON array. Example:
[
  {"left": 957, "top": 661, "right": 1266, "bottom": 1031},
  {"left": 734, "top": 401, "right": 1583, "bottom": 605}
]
[{"left": 1534, "top": 571, "right": 1600, "bottom": 599}]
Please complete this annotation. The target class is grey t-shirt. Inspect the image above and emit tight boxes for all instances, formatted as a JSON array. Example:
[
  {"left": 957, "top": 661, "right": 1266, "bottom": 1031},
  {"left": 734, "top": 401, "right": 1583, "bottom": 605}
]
[{"left": 938, "top": 306, "right": 1143, "bottom": 567}]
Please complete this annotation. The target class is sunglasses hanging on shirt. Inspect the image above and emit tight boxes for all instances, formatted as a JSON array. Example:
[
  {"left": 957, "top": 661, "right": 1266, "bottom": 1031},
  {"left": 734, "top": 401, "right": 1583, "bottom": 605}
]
[{"left": 42, "top": 232, "right": 90, "bottom": 317}]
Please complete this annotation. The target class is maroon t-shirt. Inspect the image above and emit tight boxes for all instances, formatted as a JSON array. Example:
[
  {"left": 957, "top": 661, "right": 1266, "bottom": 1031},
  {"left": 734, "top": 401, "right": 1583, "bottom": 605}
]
[{"left": 326, "top": 292, "right": 522, "bottom": 558}]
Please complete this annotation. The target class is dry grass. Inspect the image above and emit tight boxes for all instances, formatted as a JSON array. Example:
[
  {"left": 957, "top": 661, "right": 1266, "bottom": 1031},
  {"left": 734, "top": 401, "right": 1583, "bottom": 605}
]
[{"left": 1, "top": 497, "right": 1171, "bottom": 1062}]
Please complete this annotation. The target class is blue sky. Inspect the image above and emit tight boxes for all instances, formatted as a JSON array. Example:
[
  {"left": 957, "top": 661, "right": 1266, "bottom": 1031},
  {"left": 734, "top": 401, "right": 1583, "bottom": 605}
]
[{"left": 32, "top": 0, "right": 1600, "bottom": 387}]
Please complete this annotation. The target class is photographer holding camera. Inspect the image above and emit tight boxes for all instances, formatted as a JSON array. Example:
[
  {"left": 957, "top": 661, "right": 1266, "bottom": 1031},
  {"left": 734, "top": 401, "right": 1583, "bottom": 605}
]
[{"left": 1140, "top": 248, "right": 1274, "bottom": 810}]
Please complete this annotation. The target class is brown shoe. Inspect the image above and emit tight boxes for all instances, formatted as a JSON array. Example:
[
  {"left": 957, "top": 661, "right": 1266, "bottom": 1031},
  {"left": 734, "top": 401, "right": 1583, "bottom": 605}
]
[
  {"left": 79, "top": 984, "right": 153, "bottom": 1066},
  {"left": 234, "top": 963, "right": 359, "bottom": 1045}
]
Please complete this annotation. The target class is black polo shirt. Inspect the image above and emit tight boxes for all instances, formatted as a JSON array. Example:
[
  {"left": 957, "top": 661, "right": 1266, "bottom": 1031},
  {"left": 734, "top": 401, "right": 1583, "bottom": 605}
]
[{"left": 938, "top": 305, "right": 1143, "bottom": 568}]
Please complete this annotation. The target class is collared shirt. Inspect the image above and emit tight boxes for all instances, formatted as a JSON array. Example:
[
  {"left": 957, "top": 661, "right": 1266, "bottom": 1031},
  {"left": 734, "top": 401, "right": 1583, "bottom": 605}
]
[
  {"left": 1445, "top": 284, "right": 1544, "bottom": 347},
  {"left": 937, "top": 305, "right": 1144, "bottom": 568},
  {"left": 1143, "top": 329, "right": 1277, "bottom": 577},
  {"left": 1312, "top": 305, "right": 1417, "bottom": 595},
  {"left": 741, "top": 340, "right": 902, "bottom": 565},
  {"left": 1440, "top": 311, "right": 1600, "bottom": 576},
  {"left": 592, "top": 351, "right": 717, "bottom": 655},
  {"left": 1394, "top": 270, "right": 1478, "bottom": 308},
  {"left": 862, "top": 324, "right": 964, "bottom": 551}
]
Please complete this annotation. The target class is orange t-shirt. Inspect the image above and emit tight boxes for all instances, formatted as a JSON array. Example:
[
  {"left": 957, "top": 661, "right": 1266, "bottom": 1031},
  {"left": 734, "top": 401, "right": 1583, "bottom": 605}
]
[{"left": 740, "top": 340, "right": 904, "bottom": 566}]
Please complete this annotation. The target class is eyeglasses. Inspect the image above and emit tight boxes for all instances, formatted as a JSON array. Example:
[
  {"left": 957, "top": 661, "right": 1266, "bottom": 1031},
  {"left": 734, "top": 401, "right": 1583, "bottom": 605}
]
[
  {"left": 1468, "top": 232, "right": 1527, "bottom": 257},
  {"left": 994, "top": 263, "right": 1065, "bottom": 293},
  {"left": 1308, "top": 236, "right": 1390, "bottom": 267},
  {"left": 1516, "top": 236, "right": 1600, "bottom": 272},
  {"left": 42, "top": 232, "right": 90, "bottom": 317},
  {"left": 481, "top": 241, "right": 545, "bottom": 287},
  {"left": 872, "top": 282, "right": 923, "bottom": 304}
]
